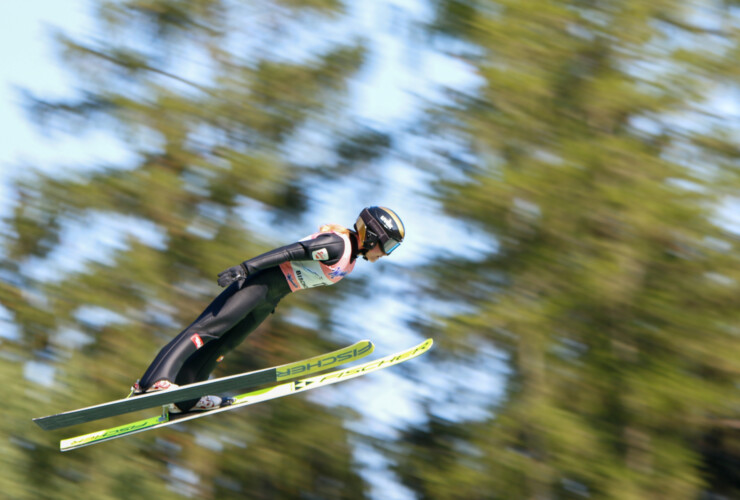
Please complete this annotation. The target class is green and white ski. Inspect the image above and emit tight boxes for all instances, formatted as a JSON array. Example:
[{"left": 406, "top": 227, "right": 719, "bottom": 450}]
[
  {"left": 34, "top": 340, "right": 374, "bottom": 431},
  {"left": 60, "top": 338, "right": 432, "bottom": 451}
]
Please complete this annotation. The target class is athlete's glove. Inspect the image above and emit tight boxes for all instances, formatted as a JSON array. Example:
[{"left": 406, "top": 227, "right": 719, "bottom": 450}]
[{"left": 217, "top": 263, "right": 249, "bottom": 287}]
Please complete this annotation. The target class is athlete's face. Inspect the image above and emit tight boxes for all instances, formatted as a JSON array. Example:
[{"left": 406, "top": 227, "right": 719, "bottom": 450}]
[{"left": 365, "top": 245, "right": 386, "bottom": 263}]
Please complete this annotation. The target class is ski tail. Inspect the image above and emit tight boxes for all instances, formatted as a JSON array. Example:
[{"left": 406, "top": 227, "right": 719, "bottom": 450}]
[{"left": 60, "top": 338, "right": 432, "bottom": 451}]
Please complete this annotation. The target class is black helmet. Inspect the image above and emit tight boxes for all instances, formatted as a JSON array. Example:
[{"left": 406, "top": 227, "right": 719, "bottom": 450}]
[{"left": 355, "top": 206, "right": 405, "bottom": 255}]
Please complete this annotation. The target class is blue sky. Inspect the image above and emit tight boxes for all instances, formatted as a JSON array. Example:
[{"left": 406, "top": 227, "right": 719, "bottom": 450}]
[
  {"left": 0, "top": 1, "right": 133, "bottom": 214},
  {"left": 0, "top": 2, "right": 93, "bottom": 342},
  {"left": 1, "top": 2, "right": 83, "bottom": 163}
]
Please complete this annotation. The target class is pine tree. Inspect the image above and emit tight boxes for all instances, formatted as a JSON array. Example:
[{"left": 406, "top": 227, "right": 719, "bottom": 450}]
[{"left": 395, "top": 1, "right": 740, "bottom": 499}]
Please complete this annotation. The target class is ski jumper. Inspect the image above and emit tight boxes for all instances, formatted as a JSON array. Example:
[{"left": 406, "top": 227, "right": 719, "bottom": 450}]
[{"left": 137, "top": 228, "right": 358, "bottom": 408}]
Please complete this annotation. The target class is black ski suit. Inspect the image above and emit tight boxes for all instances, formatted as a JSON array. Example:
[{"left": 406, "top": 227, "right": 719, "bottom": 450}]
[{"left": 137, "top": 231, "right": 357, "bottom": 410}]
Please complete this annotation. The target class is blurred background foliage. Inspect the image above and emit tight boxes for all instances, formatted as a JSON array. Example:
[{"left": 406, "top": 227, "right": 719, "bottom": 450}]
[{"left": 2, "top": 0, "right": 740, "bottom": 499}]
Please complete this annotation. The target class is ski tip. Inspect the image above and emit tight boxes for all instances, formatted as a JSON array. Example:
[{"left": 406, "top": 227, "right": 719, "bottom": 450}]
[
  {"left": 413, "top": 338, "right": 434, "bottom": 352},
  {"left": 363, "top": 339, "right": 375, "bottom": 353},
  {"left": 356, "top": 339, "right": 375, "bottom": 351}
]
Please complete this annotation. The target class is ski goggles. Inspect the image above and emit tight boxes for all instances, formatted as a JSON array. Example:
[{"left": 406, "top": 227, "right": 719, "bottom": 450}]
[
  {"left": 382, "top": 239, "right": 401, "bottom": 255},
  {"left": 365, "top": 228, "right": 401, "bottom": 255}
]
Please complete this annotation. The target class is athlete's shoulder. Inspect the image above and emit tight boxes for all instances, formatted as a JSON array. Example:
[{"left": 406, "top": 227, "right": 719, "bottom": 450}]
[{"left": 302, "top": 232, "right": 345, "bottom": 261}]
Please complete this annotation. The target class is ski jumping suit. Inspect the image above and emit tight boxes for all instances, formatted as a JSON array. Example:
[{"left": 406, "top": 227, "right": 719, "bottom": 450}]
[{"left": 137, "top": 228, "right": 358, "bottom": 409}]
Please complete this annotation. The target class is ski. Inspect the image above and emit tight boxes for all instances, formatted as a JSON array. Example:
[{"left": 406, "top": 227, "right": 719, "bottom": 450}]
[
  {"left": 60, "top": 338, "right": 432, "bottom": 451},
  {"left": 34, "top": 339, "right": 374, "bottom": 431}
]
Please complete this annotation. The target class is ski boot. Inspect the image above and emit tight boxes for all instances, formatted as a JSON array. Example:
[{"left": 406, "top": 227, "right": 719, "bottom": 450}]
[{"left": 127, "top": 379, "right": 179, "bottom": 398}]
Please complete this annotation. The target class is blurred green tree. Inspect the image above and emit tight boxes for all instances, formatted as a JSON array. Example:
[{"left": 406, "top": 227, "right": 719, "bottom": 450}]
[
  {"left": 395, "top": 1, "right": 740, "bottom": 499},
  {"left": 0, "top": 1, "right": 380, "bottom": 498}
]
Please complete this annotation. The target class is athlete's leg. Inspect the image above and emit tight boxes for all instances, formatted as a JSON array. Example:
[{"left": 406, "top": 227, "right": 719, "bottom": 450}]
[
  {"left": 137, "top": 279, "right": 269, "bottom": 390},
  {"left": 175, "top": 302, "right": 274, "bottom": 386},
  {"left": 171, "top": 302, "right": 274, "bottom": 411}
]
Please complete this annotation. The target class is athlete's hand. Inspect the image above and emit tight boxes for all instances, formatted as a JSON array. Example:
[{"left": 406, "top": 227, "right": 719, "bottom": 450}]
[{"left": 217, "top": 263, "right": 248, "bottom": 287}]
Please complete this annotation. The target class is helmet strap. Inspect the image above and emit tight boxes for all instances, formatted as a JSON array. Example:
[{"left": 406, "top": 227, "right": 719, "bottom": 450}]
[{"left": 349, "top": 229, "right": 363, "bottom": 262}]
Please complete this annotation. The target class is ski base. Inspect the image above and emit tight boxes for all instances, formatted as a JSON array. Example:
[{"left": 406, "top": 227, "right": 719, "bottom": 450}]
[{"left": 60, "top": 338, "right": 433, "bottom": 451}]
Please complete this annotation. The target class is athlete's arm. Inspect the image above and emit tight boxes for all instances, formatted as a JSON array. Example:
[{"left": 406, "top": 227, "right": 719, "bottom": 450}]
[{"left": 217, "top": 233, "right": 345, "bottom": 287}]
